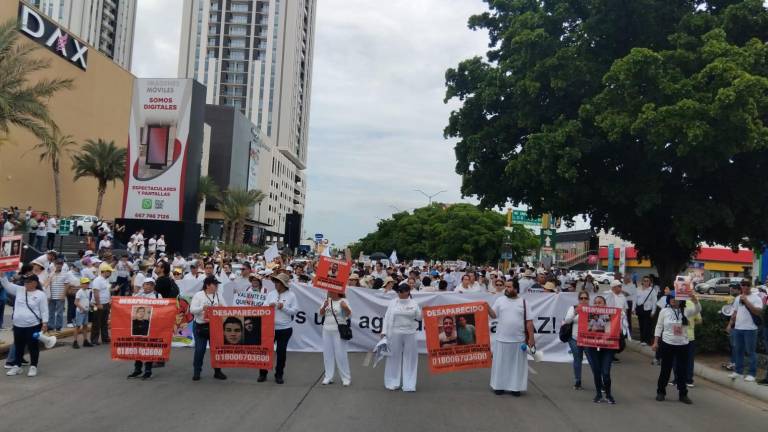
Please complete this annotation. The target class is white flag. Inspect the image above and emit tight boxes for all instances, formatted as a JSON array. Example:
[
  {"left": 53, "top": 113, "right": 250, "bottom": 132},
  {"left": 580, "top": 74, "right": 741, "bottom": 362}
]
[
  {"left": 390, "top": 250, "right": 398, "bottom": 264},
  {"left": 264, "top": 243, "right": 279, "bottom": 262}
]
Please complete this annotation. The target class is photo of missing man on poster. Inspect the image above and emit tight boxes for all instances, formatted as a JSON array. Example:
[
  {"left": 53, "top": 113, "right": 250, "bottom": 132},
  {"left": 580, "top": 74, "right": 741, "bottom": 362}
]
[
  {"left": 223, "top": 316, "right": 262, "bottom": 346},
  {"left": 131, "top": 306, "right": 152, "bottom": 337}
]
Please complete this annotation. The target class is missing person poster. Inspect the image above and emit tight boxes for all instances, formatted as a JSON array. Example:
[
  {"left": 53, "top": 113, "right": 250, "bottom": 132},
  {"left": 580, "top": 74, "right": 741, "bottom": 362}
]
[
  {"left": 110, "top": 297, "right": 177, "bottom": 362},
  {"left": 208, "top": 306, "right": 275, "bottom": 369},
  {"left": 577, "top": 305, "right": 622, "bottom": 349},
  {"left": 312, "top": 256, "right": 351, "bottom": 294},
  {"left": 674, "top": 277, "right": 693, "bottom": 300},
  {"left": 0, "top": 235, "right": 22, "bottom": 273},
  {"left": 422, "top": 302, "right": 492, "bottom": 374}
]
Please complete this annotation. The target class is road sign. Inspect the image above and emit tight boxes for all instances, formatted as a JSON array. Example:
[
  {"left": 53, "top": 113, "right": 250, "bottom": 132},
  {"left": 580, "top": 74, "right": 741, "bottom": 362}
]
[
  {"left": 511, "top": 210, "right": 542, "bottom": 226},
  {"left": 314, "top": 233, "right": 323, "bottom": 241},
  {"left": 539, "top": 228, "right": 556, "bottom": 262},
  {"left": 59, "top": 219, "right": 72, "bottom": 236}
]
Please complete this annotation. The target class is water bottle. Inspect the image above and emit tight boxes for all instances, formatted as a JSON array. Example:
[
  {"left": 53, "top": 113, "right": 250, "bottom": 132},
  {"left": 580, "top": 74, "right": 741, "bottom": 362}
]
[
  {"left": 32, "top": 331, "right": 41, "bottom": 340},
  {"left": 520, "top": 343, "right": 528, "bottom": 352}
]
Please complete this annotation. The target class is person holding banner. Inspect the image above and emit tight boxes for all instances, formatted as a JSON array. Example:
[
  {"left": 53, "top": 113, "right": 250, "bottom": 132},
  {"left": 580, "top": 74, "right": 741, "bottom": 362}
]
[
  {"left": 382, "top": 283, "right": 422, "bottom": 392},
  {"left": 190, "top": 276, "right": 228, "bottom": 381},
  {"left": 487, "top": 279, "right": 534, "bottom": 396},
  {"left": 563, "top": 292, "right": 591, "bottom": 390},
  {"left": 319, "top": 292, "right": 352, "bottom": 386},
  {"left": 653, "top": 292, "right": 701, "bottom": 404},
  {"left": 583, "top": 295, "right": 621, "bottom": 404},
  {"left": 128, "top": 278, "right": 162, "bottom": 380},
  {"left": 259, "top": 273, "right": 298, "bottom": 384}
]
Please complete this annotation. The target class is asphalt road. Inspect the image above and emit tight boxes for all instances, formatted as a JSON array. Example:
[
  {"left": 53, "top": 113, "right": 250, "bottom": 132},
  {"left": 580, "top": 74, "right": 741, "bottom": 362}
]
[{"left": 1, "top": 346, "right": 766, "bottom": 432}]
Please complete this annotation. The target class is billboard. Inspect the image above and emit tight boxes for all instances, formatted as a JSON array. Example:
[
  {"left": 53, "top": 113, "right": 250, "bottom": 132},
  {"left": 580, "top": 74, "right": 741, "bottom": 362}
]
[{"left": 122, "top": 79, "right": 204, "bottom": 221}]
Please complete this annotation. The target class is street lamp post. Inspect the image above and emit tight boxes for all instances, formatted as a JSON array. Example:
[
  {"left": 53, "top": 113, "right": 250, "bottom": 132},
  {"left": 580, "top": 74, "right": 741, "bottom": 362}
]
[{"left": 413, "top": 189, "right": 447, "bottom": 206}]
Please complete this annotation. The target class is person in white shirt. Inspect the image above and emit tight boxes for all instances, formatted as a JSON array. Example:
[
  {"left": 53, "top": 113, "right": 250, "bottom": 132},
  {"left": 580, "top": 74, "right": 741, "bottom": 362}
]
[
  {"left": 319, "top": 292, "right": 352, "bottom": 386},
  {"left": 652, "top": 292, "right": 701, "bottom": 404},
  {"left": 90, "top": 264, "right": 114, "bottom": 345},
  {"left": 605, "top": 280, "right": 628, "bottom": 323},
  {"left": 147, "top": 235, "right": 157, "bottom": 255},
  {"left": 259, "top": 273, "right": 298, "bottom": 384},
  {"left": 156, "top": 235, "right": 166, "bottom": 254},
  {"left": 2, "top": 217, "right": 15, "bottom": 235},
  {"left": 190, "top": 276, "right": 228, "bottom": 381},
  {"left": 44, "top": 259, "right": 69, "bottom": 331},
  {"left": 563, "top": 291, "right": 592, "bottom": 390},
  {"left": 73, "top": 277, "right": 94, "bottom": 349},
  {"left": 455, "top": 274, "right": 483, "bottom": 293},
  {"left": 635, "top": 275, "right": 657, "bottom": 345},
  {"left": 487, "top": 279, "right": 534, "bottom": 396},
  {"left": 128, "top": 279, "right": 162, "bottom": 380},
  {"left": 370, "top": 262, "right": 387, "bottom": 281},
  {"left": 34, "top": 219, "right": 46, "bottom": 250},
  {"left": 583, "top": 295, "right": 620, "bottom": 404},
  {"left": 45, "top": 215, "right": 57, "bottom": 250},
  {"left": 726, "top": 280, "right": 763, "bottom": 382},
  {"left": 2, "top": 274, "right": 48, "bottom": 377},
  {"left": 518, "top": 269, "right": 535, "bottom": 294},
  {"left": 621, "top": 274, "right": 637, "bottom": 329},
  {"left": 382, "top": 283, "right": 422, "bottom": 392}
]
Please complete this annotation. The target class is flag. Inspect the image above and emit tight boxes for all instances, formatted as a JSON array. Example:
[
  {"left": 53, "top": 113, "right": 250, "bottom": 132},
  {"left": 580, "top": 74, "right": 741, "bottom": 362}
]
[{"left": 390, "top": 250, "right": 398, "bottom": 264}]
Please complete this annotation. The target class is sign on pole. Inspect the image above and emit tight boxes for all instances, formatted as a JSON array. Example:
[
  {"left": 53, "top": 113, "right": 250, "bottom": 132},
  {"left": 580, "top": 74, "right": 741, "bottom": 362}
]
[{"left": 58, "top": 219, "right": 72, "bottom": 236}]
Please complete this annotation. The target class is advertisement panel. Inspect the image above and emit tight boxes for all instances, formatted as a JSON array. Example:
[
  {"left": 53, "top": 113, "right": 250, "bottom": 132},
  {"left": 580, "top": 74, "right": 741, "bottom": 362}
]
[
  {"left": 312, "top": 256, "right": 351, "bottom": 294},
  {"left": 422, "top": 302, "right": 492, "bottom": 373},
  {"left": 110, "top": 297, "right": 177, "bottom": 362},
  {"left": 576, "top": 305, "right": 622, "bottom": 349},
  {"left": 208, "top": 306, "right": 275, "bottom": 369},
  {"left": 122, "top": 78, "right": 194, "bottom": 221},
  {"left": 0, "top": 235, "right": 22, "bottom": 273}
]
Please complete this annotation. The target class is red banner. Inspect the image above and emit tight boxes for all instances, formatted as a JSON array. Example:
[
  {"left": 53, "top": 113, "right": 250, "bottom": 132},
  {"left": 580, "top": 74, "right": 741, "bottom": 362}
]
[
  {"left": 577, "top": 305, "right": 622, "bottom": 349},
  {"left": 110, "top": 296, "right": 177, "bottom": 362},
  {"left": 422, "top": 302, "right": 492, "bottom": 374},
  {"left": 311, "top": 256, "right": 351, "bottom": 294},
  {"left": 0, "top": 235, "right": 22, "bottom": 273},
  {"left": 208, "top": 306, "right": 275, "bottom": 369}
]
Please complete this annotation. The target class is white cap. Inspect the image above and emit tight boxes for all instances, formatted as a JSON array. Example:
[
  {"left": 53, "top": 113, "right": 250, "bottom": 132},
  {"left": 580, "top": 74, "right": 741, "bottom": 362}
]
[
  {"left": 285, "top": 265, "right": 293, "bottom": 271},
  {"left": 143, "top": 278, "right": 156, "bottom": 285},
  {"left": 610, "top": 279, "right": 622, "bottom": 288}
]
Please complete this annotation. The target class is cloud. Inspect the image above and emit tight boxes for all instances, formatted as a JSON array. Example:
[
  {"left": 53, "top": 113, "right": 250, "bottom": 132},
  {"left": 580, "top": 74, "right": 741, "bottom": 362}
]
[
  {"left": 130, "top": 0, "right": 183, "bottom": 78},
  {"left": 304, "top": 0, "right": 490, "bottom": 245}
]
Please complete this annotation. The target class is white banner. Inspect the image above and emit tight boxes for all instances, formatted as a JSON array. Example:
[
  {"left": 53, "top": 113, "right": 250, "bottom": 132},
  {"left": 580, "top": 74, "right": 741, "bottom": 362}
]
[{"left": 285, "top": 283, "right": 578, "bottom": 362}]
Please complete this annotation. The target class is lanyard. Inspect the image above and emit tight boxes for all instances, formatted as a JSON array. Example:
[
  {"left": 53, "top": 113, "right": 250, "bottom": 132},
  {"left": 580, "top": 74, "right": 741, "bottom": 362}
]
[
  {"left": 672, "top": 308, "right": 681, "bottom": 322},
  {"left": 205, "top": 292, "right": 217, "bottom": 306}
]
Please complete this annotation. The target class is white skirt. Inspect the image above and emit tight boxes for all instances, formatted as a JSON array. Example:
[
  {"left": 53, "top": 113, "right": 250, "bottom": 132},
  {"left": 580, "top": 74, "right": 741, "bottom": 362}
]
[{"left": 490, "top": 340, "right": 528, "bottom": 392}]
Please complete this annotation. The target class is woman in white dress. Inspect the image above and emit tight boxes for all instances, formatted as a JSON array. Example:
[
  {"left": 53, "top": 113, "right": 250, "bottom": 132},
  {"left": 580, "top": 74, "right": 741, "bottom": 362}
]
[
  {"left": 319, "top": 292, "right": 352, "bottom": 386},
  {"left": 382, "top": 283, "right": 421, "bottom": 392}
]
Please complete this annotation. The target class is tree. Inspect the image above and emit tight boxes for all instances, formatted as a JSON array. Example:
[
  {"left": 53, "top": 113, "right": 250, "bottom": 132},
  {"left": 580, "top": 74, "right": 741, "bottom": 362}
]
[
  {"left": 217, "top": 188, "right": 265, "bottom": 248},
  {"left": 197, "top": 176, "right": 220, "bottom": 208},
  {"left": 445, "top": 0, "right": 768, "bottom": 284},
  {"left": 352, "top": 203, "right": 538, "bottom": 263},
  {"left": 71, "top": 139, "right": 127, "bottom": 217},
  {"left": 32, "top": 129, "right": 76, "bottom": 217},
  {"left": 0, "top": 19, "right": 73, "bottom": 142}
]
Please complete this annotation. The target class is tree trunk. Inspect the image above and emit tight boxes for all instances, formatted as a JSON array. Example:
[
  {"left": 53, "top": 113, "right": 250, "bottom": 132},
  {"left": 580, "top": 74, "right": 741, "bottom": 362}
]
[
  {"left": 654, "top": 258, "right": 688, "bottom": 289},
  {"left": 235, "top": 219, "right": 245, "bottom": 247},
  {"left": 52, "top": 160, "right": 62, "bottom": 217},
  {"left": 95, "top": 184, "right": 106, "bottom": 218}
]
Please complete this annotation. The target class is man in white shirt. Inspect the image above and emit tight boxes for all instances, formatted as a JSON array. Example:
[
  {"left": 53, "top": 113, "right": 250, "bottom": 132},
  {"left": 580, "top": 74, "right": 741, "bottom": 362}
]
[
  {"left": 45, "top": 215, "right": 58, "bottom": 250},
  {"left": 147, "top": 235, "right": 157, "bottom": 255},
  {"left": 455, "top": 274, "right": 482, "bottom": 293},
  {"left": 518, "top": 269, "right": 535, "bottom": 294},
  {"left": 3, "top": 217, "right": 16, "bottom": 235},
  {"left": 727, "top": 280, "right": 764, "bottom": 382},
  {"left": 90, "top": 264, "right": 114, "bottom": 345},
  {"left": 488, "top": 279, "right": 534, "bottom": 396}
]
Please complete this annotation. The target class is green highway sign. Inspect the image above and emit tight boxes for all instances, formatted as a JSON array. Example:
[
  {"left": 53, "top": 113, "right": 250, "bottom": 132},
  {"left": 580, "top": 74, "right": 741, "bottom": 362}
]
[
  {"left": 59, "top": 219, "right": 72, "bottom": 236},
  {"left": 512, "top": 210, "right": 542, "bottom": 226}
]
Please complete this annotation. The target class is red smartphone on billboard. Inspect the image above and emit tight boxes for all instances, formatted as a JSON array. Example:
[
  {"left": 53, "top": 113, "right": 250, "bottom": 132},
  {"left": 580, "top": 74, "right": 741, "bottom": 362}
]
[{"left": 146, "top": 125, "right": 169, "bottom": 168}]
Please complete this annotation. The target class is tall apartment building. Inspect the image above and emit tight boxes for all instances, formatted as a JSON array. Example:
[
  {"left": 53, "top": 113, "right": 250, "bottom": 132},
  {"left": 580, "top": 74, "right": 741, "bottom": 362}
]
[
  {"left": 178, "top": 0, "right": 316, "bottom": 244},
  {"left": 26, "top": 0, "right": 136, "bottom": 70}
]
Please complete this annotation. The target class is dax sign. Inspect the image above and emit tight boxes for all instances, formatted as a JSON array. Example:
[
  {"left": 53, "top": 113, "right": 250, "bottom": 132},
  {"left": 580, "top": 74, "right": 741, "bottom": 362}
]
[{"left": 18, "top": 3, "right": 88, "bottom": 70}]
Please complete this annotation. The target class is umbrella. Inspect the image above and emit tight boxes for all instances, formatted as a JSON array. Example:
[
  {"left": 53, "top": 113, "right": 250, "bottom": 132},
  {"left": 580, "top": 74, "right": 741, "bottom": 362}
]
[{"left": 369, "top": 252, "right": 387, "bottom": 260}]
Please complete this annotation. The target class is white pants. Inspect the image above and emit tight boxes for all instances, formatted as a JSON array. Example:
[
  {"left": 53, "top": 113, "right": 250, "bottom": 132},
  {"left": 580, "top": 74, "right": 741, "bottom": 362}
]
[
  {"left": 322, "top": 329, "right": 351, "bottom": 383},
  {"left": 384, "top": 332, "right": 418, "bottom": 391}
]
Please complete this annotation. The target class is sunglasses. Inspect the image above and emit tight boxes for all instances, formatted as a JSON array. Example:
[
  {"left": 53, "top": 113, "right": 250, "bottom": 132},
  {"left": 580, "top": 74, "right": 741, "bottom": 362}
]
[
  {"left": 579, "top": 296, "right": 589, "bottom": 300},
  {"left": 495, "top": 283, "right": 504, "bottom": 286}
]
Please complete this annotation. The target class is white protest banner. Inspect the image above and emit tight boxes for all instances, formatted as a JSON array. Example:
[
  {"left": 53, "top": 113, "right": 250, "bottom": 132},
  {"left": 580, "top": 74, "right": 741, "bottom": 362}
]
[
  {"left": 284, "top": 283, "right": 577, "bottom": 362},
  {"left": 233, "top": 291, "right": 268, "bottom": 306},
  {"left": 264, "top": 244, "right": 279, "bottom": 263}
]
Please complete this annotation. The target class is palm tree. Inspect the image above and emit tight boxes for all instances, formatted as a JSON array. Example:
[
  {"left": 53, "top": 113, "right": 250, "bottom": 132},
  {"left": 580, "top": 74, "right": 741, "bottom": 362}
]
[
  {"left": 197, "top": 175, "right": 220, "bottom": 208},
  {"left": 217, "top": 188, "right": 265, "bottom": 248},
  {"left": 0, "top": 19, "right": 73, "bottom": 142},
  {"left": 32, "top": 129, "right": 76, "bottom": 217},
  {"left": 71, "top": 139, "right": 127, "bottom": 217}
]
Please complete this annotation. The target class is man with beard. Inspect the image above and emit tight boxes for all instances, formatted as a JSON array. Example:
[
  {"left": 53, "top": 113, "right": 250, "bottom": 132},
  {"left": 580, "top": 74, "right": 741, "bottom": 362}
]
[
  {"left": 487, "top": 279, "right": 535, "bottom": 396},
  {"left": 243, "top": 316, "right": 262, "bottom": 345}
]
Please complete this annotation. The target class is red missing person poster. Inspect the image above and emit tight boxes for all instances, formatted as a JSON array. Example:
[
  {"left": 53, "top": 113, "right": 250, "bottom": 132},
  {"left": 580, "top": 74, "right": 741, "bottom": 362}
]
[
  {"left": 208, "top": 306, "right": 275, "bottom": 369},
  {"left": 423, "top": 302, "right": 492, "bottom": 374},
  {"left": 577, "top": 305, "right": 622, "bottom": 350},
  {"left": 312, "top": 256, "right": 351, "bottom": 294},
  {"left": 110, "top": 297, "right": 177, "bottom": 362}
]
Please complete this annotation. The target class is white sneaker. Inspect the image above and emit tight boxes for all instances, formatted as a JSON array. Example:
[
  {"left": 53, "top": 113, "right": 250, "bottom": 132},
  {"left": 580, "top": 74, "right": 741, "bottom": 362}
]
[
  {"left": 729, "top": 372, "right": 741, "bottom": 380},
  {"left": 66, "top": 323, "right": 74, "bottom": 328},
  {"left": 321, "top": 378, "right": 333, "bottom": 385},
  {"left": 640, "top": 342, "right": 647, "bottom": 346},
  {"left": 342, "top": 380, "right": 351, "bottom": 387},
  {"left": 27, "top": 366, "right": 37, "bottom": 377},
  {"left": 6, "top": 366, "right": 23, "bottom": 376},
  {"left": 745, "top": 375, "right": 756, "bottom": 382},
  {"left": 4, "top": 364, "right": 14, "bottom": 369}
]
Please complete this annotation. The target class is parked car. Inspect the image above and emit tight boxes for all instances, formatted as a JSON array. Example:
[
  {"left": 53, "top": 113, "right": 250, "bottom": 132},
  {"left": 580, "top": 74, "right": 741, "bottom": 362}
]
[
  {"left": 70, "top": 214, "right": 99, "bottom": 236},
  {"left": 587, "top": 270, "right": 614, "bottom": 284},
  {"left": 695, "top": 277, "right": 743, "bottom": 295}
]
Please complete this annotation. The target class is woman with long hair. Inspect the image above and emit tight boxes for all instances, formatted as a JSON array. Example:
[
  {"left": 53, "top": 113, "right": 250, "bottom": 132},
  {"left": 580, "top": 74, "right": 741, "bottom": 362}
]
[{"left": 382, "top": 283, "right": 421, "bottom": 392}]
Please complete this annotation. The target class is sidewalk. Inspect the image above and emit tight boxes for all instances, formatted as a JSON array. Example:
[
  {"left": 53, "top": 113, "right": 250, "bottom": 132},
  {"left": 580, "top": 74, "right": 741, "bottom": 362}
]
[
  {"left": 0, "top": 307, "right": 75, "bottom": 356},
  {"left": 626, "top": 340, "right": 768, "bottom": 403}
]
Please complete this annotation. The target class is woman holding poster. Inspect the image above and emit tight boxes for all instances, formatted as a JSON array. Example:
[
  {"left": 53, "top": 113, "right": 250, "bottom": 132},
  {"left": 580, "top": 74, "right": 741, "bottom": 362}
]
[
  {"left": 653, "top": 292, "right": 700, "bottom": 404},
  {"left": 382, "top": 283, "right": 422, "bottom": 392},
  {"left": 583, "top": 296, "right": 621, "bottom": 404},
  {"left": 259, "top": 273, "right": 298, "bottom": 385},
  {"left": 487, "top": 279, "right": 534, "bottom": 396},
  {"left": 319, "top": 292, "right": 352, "bottom": 386},
  {"left": 190, "top": 276, "right": 228, "bottom": 381},
  {"left": 563, "top": 292, "right": 591, "bottom": 390}
]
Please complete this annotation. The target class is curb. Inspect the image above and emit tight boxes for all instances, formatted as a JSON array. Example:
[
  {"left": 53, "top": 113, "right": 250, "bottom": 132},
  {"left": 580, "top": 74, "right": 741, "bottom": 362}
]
[
  {"left": 0, "top": 328, "right": 76, "bottom": 357},
  {"left": 626, "top": 341, "right": 768, "bottom": 403}
]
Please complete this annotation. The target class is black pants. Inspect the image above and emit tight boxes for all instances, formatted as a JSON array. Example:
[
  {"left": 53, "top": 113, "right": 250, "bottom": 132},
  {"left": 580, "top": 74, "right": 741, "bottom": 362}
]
[
  {"left": 625, "top": 301, "right": 633, "bottom": 331},
  {"left": 46, "top": 232, "right": 55, "bottom": 250},
  {"left": 134, "top": 360, "right": 153, "bottom": 374},
  {"left": 657, "top": 341, "right": 689, "bottom": 396},
  {"left": 636, "top": 308, "right": 653, "bottom": 344},
  {"left": 116, "top": 277, "right": 130, "bottom": 296},
  {"left": 66, "top": 294, "right": 76, "bottom": 324},
  {"left": 12, "top": 324, "right": 42, "bottom": 367},
  {"left": 91, "top": 304, "right": 111, "bottom": 343},
  {"left": 260, "top": 327, "right": 293, "bottom": 378}
]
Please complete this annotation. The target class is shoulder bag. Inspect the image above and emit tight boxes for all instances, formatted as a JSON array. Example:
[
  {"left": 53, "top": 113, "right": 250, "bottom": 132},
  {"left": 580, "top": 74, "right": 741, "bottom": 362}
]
[
  {"left": 559, "top": 305, "right": 574, "bottom": 343},
  {"left": 331, "top": 300, "right": 353, "bottom": 340}
]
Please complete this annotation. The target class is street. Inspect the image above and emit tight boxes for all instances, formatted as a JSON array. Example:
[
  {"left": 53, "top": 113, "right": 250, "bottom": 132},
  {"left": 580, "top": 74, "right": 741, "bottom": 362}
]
[{"left": 1, "top": 346, "right": 766, "bottom": 432}]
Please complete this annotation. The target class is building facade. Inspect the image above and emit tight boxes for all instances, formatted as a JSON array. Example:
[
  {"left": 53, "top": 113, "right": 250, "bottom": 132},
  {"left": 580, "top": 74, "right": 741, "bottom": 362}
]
[
  {"left": 25, "top": 0, "right": 136, "bottom": 70},
  {"left": 178, "top": 0, "right": 315, "bottom": 245}
]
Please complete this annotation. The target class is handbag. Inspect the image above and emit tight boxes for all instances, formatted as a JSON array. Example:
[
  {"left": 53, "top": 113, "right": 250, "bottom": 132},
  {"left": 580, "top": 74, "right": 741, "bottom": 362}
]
[
  {"left": 330, "top": 300, "right": 353, "bottom": 341},
  {"left": 559, "top": 306, "right": 574, "bottom": 343}
]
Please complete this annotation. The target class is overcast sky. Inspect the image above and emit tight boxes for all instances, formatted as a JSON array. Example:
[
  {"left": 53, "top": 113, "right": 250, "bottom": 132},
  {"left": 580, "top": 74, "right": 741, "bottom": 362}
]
[{"left": 132, "top": 0, "right": 491, "bottom": 246}]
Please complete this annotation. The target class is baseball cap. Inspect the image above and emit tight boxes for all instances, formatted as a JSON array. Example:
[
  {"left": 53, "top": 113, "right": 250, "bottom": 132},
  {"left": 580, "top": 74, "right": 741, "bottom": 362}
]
[
  {"left": 610, "top": 280, "right": 622, "bottom": 288},
  {"left": 143, "top": 277, "right": 156, "bottom": 285},
  {"left": 79, "top": 277, "right": 91, "bottom": 284}
]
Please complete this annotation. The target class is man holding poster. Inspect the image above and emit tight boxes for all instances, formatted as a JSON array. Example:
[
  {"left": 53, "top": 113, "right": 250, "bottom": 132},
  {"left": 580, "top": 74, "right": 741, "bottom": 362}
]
[
  {"left": 423, "top": 302, "right": 491, "bottom": 374},
  {"left": 577, "top": 296, "right": 623, "bottom": 404},
  {"left": 312, "top": 256, "right": 351, "bottom": 294},
  {"left": 208, "top": 306, "right": 274, "bottom": 370}
]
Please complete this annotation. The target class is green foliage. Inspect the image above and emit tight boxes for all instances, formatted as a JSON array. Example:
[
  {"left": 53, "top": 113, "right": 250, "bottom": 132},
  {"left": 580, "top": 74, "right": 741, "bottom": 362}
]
[
  {"left": 695, "top": 300, "right": 733, "bottom": 353},
  {"left": 445, "top": 0, "right": 768, "bottom": 284},
  {"left": 197, "top": 176, "right": 220, "bottom": 205},
  {"left": 0, "top": 19, "right": 73, "bottom": 142},
  {"left": 217, "top": 188, "right": 265, "bottom": 248},
  {"left": 352, "top": 203, "right": 537, "bottom": 264},
  {"left": 71, "top": 139, "right": 127, "bottom": 217}
]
